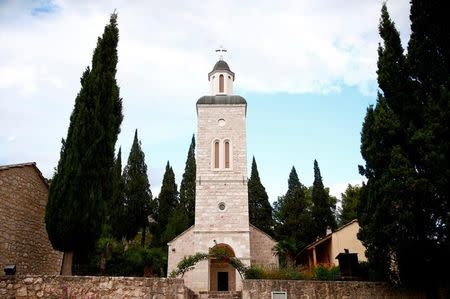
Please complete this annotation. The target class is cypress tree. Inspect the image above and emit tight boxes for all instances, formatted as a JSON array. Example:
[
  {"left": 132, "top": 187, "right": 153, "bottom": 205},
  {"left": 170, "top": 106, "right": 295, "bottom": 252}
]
[
  {"left": 273, "top": 167, "right": 313, "bottom": 264},
  {"left": 179, "top": 135, "right": 196, "bottom": 226},
  {"left": 45, "top": 13, "right": 123, "bottom": 275},
  {"left": 407, "top": 1, "right": 450, "bottom": 286},
  {"left": 248, "top": 156, "right": 273, "bottom": 235},
  {"left": 339, "top": 184, "right": 360, "bottom": 226},
  {"left": 123, "top": 129, "right": 153, "bottom": 245},
  {"left": 163, "top": 206, "right": 190, "bottom": 245},
  {"left": 109, "top": 148, "right": 127, "bottom": 239},
  {"left": 359, "top": 2, "right": 450, "bottom": 286},
  {"left": 311, "top": 160, "right": 337, "bottom": 238},
  {"left": 154, "top": 162, "right": 179, "bottom": 246}
]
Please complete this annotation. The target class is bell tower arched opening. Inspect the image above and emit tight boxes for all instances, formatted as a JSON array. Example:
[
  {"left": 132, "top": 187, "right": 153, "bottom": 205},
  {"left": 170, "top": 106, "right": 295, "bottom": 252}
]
[{"left": 219, "top": 74, "right": 224, "bottom": 93}]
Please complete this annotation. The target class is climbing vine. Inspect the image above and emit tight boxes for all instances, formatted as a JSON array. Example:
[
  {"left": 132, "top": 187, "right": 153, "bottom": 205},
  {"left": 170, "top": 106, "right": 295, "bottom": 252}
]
[{"left": 169, "top": 247, "right": 248, "bottom": 278}]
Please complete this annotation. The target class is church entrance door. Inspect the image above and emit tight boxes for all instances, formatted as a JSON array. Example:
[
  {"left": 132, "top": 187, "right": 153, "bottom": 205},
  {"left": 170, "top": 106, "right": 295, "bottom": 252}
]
[
  {"left": 209, "top": 243, "right": 236, "bottom": 291},
  {"left": 217, "top": 272, "right": 229, "bottom": 291}
]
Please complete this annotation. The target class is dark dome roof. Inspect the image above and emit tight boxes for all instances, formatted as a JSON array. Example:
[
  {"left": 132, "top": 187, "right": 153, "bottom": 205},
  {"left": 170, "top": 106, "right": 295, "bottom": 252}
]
[
  {"left": 212, "top": 60, "right": 231, "bottom": 72},
  {"left": 208, "top": 60, "right": 235, "bottom": 80}
]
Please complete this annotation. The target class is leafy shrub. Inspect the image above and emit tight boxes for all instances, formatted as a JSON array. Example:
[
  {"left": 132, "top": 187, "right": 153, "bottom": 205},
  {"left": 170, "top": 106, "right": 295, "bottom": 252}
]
[
  {"left": 358, "top": 261, "right": 377, "bottom": 281},
  {"left": 244, "top": 266, "right": 264, "bottom": 279},
  {"left": 103, "top": 243, "right": 167, "bottom": 277},
  {"left": 314, "top": 265, "right": 340, "bottom": 280},
  {"left": 244, "top": 265, "right": 306, "bottom": 280},
  {"left": 329, "top": 266, "right": 340, "bottom": 280}
]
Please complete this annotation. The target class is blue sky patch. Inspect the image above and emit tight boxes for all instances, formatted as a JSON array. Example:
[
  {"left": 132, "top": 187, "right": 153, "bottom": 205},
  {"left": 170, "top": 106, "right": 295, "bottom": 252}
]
[{"left": 31, "top": 0, "right": 59, "bottom": 16}]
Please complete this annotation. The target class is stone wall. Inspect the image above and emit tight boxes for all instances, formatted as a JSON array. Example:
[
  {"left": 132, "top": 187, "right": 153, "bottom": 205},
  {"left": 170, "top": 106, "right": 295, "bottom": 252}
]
[
  {"left": 0, "top": 275, "right": 193, "bottom": 299},
  {"left": 242, "top": 280, "right": 426, "bottom": 299},
  {"left": 249, "top": 225, "right": 278, "bottom": 267},
  {"left": 0, "top": 163, "right": 63, "bottom": 275}
]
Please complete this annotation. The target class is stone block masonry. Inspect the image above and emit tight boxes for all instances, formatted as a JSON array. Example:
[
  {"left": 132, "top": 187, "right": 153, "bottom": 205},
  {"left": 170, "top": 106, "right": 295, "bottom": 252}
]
[
  {"left": 0, "top": 276, "right": 432, "bottom": 299},
  {"left": 242, "top": 280, "right": 426, "bottom": 299},
  {"left": 0, "top": 163, "right": 63, "bottom": 275},
  {"left": 0, "top": 275, "right": 194, "bottom": 299}
]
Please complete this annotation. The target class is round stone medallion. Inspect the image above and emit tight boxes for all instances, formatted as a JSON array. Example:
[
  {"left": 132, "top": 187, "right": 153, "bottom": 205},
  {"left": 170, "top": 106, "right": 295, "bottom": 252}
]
[
  {"left": 218, "top": 202, "right": 226, "bottom": 211},
  {"left": 218, "top": 119, "right": 226, "bottom": 127}
]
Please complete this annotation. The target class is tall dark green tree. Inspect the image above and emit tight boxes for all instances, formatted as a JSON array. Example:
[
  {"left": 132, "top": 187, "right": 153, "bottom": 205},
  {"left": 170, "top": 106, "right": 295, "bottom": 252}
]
[
  {"left": 179, "top": 135, "right": 196, "bottom": 225},
  {"left": 358, "top": 2, "right": 450, "bottom": 287},
  {"left": 407, "top": 1, "right": 450, "bottom": 283},
  {"left": 162, "top": 136, "right": 196, "bottom": 245},
  {"left": 123, "top": 130, "right": 153, "bottom": 246},
  {"left": 109, "top": 148, "right": 127, "bottom": 239},
  {"left": 339, "top": 184, "right": 361, "bottom": 226},
  {"left": 311, "top": 160, "right": 337, "bottom": 238},
  {"left": 45, "top": 13, "right": 123, "bottom": 275},
  {"left": 154, "top": 161, "right": 179, "bottom": 246},
  {"left": 248, "top": 156, "right": 273, "bottom": 235},
  {"left": 273, "top": 167, "right": 313, "bottom": 265}
]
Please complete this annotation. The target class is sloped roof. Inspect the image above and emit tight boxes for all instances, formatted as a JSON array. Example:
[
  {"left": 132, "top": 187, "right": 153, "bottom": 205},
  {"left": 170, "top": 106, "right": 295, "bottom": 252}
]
[
  {"left": 249, "top": 223, "right": 277, "bottom": 243},
  {"left": 0, "top": 162, "right": 49, "bottom": 188},
  {"left": 197, "top": 95, "right": 247, "bottom": 105},
  {"left": 306, "top": 219, "right": 358, "bottom": 250}
]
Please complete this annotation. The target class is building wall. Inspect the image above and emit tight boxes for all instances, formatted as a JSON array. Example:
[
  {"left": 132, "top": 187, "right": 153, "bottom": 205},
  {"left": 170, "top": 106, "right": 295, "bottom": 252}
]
[
  {"left": 331, "top": 221, "right": 367, "bottom": 265},
  {"left": 167, "top": 226, "right": 194, "bottom": 276},
  {"left": 249, "top": 225, "right": 278, "bottom": 268},
  {"left": 195, "top": 104, "right": 249, "bottom": 232},
  {"left": 189, "top": 231, "right": 251, "bottom": 292},
  {"left": 192, "top": 103, "right": 250, "bottom": 292},
  {"left": 209, "top": 262, "right": 236, "bottom": 292},
  {"left": 0, "top": 165, "right": 63, "bottom": 275}
]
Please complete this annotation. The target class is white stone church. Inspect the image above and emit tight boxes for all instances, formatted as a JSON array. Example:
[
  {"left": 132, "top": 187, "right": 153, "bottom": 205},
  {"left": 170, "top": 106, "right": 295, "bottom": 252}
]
[{"left": 167, "top": 58, "right": 278, "bottom": 292}]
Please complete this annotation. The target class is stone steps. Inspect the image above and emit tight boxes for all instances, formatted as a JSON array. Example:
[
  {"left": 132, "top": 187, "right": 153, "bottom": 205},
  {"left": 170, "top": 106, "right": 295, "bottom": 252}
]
[{"left": 197, "top": 291, "right": 242, "bottom": 299}]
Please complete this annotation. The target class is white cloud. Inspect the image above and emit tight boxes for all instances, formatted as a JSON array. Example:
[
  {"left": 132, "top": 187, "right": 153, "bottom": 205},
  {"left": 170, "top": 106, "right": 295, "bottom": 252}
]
[{"left": 0, "top": 0, "right": 411, "bottom": 192}]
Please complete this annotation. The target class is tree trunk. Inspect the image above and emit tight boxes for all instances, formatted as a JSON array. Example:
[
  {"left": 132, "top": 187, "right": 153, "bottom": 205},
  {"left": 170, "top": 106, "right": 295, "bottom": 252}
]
[
  {"left": 141, "top": 225, "right": 146, "bottom": 246},
  {"left": 99, "top": 253, "right": 106, "bottom": 275},
  {"left": 60, "top": 251, "right": 74, "bottom": 275}
]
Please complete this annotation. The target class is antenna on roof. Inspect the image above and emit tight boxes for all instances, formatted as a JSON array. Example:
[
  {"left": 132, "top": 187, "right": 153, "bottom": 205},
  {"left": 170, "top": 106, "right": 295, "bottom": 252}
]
[{"left": 215, "top": 45, "right": 227, "bottom": 60}]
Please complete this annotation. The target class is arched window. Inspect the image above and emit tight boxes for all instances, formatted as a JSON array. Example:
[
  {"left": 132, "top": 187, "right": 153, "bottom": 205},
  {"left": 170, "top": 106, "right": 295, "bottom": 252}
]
[
  {"left": 214, "top": 140, "right": 220, "bottom": 168},
  {"left": 219, "top": 74, "right": 224, "bottom": 93},
  {"left": 224, "top": 141, "right": 230, "bottom": 169}
]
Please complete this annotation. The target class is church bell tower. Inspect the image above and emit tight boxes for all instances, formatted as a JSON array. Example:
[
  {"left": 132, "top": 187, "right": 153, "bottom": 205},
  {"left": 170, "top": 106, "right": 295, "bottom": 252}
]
[
  {"left": 167, "top": 50, "right": 278, "bottom": 293},
  {"left": 193, "top": 52, "right": 251, "bottom": 291}
]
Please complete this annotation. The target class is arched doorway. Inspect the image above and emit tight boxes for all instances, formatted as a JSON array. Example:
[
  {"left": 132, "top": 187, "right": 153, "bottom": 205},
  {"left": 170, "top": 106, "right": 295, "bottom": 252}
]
[{"left": 209, "top": 243, "right": 236, "bottom": 291}]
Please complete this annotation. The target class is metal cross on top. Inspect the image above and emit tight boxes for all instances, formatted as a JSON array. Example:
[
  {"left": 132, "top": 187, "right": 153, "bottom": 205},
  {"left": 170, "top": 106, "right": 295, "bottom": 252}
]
[{"left": 215, "top": 45, "right": 227, "bottom": 60}]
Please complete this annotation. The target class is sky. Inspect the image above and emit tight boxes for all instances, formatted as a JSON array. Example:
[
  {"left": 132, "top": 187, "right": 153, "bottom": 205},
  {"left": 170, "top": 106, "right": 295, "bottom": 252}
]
[{"left": 0, "top": 0, "right": 412, "bottom": 203}]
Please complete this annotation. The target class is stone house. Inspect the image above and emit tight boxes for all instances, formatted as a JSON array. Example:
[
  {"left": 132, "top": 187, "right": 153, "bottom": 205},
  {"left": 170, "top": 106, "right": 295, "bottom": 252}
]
[
  {"left": 167, "top": 59, "right": 278, "bottom": 293},
  {"left": 299, "top": 219, "right": 367, "bottom": 270},
  {"left": 0, "top": 162, "right": 62, "bottom": 275}
]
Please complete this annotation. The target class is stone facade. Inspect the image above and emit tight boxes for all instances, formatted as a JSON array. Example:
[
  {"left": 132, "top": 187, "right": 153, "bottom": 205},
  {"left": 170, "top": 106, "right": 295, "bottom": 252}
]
[
  {"left": 249, "top": 225, "right": 277, "bottom": 267},
  {"left": 242, "top": 280, "right": 426, "bottom": 299},
  {"left": 0, "top": 163, "right": 63, "bottom": 275},
  {"left": 167, "top": 60, "right": 277, "bottom": 293},
  {"left": 0, "top": 275, "right": 193, "bottom": 299}
]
